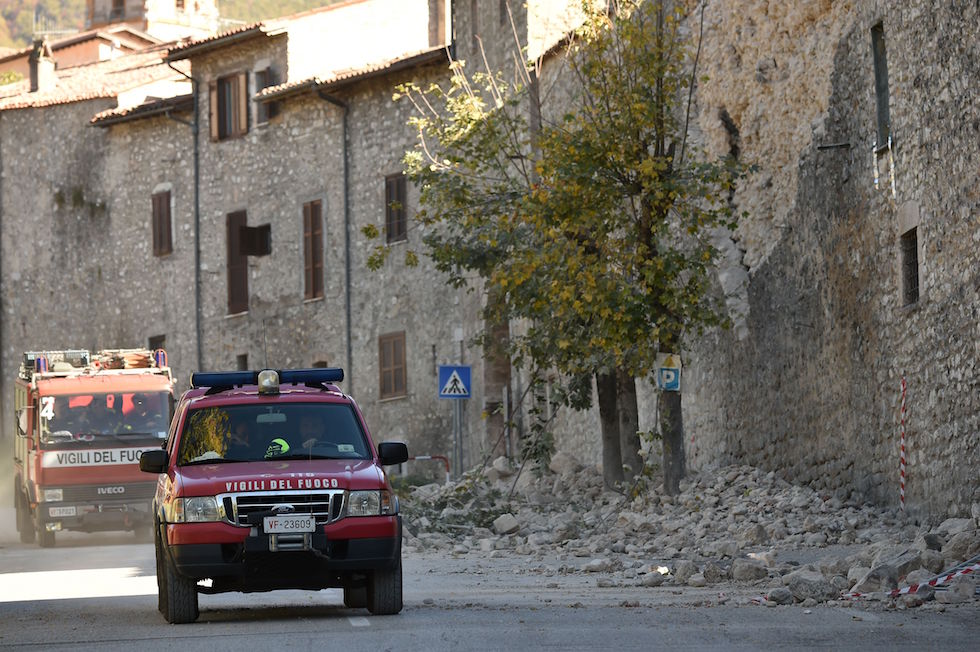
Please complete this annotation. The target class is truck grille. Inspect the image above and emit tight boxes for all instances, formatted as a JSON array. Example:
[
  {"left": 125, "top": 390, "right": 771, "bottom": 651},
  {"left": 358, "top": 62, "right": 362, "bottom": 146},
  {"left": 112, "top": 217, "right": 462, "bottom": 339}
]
[
  {"left": 220, "top": 490, "right": 345, "bottom": 527},
  {"left": 61, "top": 483, "right": 156, "bottom": 502}
]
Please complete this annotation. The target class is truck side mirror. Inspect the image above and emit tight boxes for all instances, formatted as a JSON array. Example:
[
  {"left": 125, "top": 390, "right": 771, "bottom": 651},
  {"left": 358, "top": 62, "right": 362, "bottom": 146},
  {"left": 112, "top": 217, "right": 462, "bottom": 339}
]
[
  {"left": 139, "top": 449, "right": 169, "bottom": 473},
  {"left": 377, "top": 441, "right": 408, "bottom": 466}
]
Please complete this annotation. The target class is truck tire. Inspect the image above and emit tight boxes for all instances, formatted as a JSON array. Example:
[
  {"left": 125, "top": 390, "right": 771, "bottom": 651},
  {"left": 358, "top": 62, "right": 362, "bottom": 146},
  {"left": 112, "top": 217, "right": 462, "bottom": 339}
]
[
  {"left": 155, "top": 524, "right": 167, "bottom": 615},
  {"left": 15, "top": 489, "right": 35, "bottom": 544},
  {"left": 36, "top": 518, "right": 55, "bottom": 548},
  {"left": 163, "top": 552, "right": 199, "bottom": 624},
  {"left": 343, "top": 579, "right": 367, "bottom": 608},
  {"left": 366, "top": 558, "right": 403, "bottom": 615}
]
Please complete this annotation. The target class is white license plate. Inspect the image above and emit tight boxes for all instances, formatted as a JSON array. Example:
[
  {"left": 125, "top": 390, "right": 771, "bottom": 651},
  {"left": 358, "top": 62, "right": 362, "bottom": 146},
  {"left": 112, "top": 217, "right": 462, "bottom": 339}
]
[
  {"left": 263, "top": 515, "right": 314, "bottom": 533},
  {"left": 49, "top": 506, "right": 76, "bottom": 517}
]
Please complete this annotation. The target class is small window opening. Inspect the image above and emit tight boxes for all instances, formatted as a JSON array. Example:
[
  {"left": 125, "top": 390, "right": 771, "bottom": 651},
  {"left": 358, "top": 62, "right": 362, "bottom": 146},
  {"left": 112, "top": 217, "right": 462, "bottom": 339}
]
[
  {"left": 871, "top": 23, "right": 890, "bottom": 148},
  {"left": 900, "top": 227, "right": 919, "bottom": 306},
  {"left": 236, "top": 354, "right": 249, "bottom": 371}
]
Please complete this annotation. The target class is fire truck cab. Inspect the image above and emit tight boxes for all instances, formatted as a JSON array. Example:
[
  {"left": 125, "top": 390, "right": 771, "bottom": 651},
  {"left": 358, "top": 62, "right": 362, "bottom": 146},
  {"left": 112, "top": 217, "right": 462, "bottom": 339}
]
[{"left": 13, "top": 348, "right": 175, "bottom": 547}]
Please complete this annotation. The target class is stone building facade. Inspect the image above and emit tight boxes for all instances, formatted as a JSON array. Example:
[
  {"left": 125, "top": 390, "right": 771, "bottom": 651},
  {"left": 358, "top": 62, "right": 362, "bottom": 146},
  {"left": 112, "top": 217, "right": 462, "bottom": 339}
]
[{"left": 0, "top": 1, "right": 976, "bottom": 519}]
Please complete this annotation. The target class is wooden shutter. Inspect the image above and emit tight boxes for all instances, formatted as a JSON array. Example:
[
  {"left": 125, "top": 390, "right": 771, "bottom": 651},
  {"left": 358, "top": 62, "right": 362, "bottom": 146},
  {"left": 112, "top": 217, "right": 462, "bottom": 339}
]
[
  {"left": 151, "top": 191, "right": 172, "bottom": 256},
  {"left": 236, "top": 71, "right": 248, "bottom": 137},
  {"left": 209, "top": 80, "right": 218, "bottom": 141},
  {"left": 379, "top": 332, "right": 406, "bottom": 398},
  {"left": 227, "top": 211, "right": 248, "bottom": 314},
  {"left": 385, "top": 174, "right": 407, "bottom": 243},
  {"left": 303, "top": 200, "right": 323, "bottom": 299}
]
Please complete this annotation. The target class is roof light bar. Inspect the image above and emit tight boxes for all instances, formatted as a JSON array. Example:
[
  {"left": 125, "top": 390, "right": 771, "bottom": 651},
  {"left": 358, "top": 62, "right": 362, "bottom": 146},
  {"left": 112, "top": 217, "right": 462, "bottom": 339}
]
[
  {"left": 280, "top": 368, "right": 344, "bottom": 384},
  {"left": 189, "top": 368, "right": 344, "bottom": 389},
  {"left": 190, "top": 371, "right": 258, "bottom": 388}
]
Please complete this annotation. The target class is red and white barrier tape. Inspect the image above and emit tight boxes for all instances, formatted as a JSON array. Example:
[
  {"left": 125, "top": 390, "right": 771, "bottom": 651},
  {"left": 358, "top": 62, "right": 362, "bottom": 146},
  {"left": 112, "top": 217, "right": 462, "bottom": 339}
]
[
  {"left": 845, "top": 562, "right": 980, "bottom": 600},
  {"left": 899, "top": 377, "right": 907, "bottom": 511}
]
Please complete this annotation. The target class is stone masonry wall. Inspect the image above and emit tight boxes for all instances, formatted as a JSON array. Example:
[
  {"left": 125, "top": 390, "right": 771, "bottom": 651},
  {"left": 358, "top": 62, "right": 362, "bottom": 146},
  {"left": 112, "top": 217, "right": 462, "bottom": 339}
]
[{"left": 681, "top": 0, "right": 980, "bottom": 520}]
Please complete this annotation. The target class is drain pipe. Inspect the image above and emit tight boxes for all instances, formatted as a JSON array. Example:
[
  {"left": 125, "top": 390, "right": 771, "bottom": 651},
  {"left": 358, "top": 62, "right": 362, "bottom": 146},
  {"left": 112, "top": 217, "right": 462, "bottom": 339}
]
[
  {"left": 316, "top": 88, "right": 353, "bottom": 395},
  {"left": 168, "top": 62, "right": 203, "bottom": 372}
]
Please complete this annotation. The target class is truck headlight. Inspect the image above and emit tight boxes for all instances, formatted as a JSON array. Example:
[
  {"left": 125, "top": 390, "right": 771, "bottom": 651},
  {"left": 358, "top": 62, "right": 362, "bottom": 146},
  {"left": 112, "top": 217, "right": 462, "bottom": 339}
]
[
  {"left": 347, "top": 490, "right": 395, "bottom": 516},
  {"left": 172, "top": 496, "right": 222, "bottom": 523},
  {"left": 42, "top": 488, "right": 63, "bottom": 502}
]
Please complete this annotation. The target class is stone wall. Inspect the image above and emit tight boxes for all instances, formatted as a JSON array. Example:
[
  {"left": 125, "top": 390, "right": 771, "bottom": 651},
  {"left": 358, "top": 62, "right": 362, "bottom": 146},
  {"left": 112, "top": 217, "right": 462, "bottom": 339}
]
[{"left": 681, "top": 0, "right": 980, "bottom": 520}]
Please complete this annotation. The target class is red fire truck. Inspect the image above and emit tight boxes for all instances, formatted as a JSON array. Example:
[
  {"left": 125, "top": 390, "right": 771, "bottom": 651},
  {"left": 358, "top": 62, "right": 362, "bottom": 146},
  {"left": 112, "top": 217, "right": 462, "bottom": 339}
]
[{"left": 13, "top": 348, "right": 175, "bottom": 547}]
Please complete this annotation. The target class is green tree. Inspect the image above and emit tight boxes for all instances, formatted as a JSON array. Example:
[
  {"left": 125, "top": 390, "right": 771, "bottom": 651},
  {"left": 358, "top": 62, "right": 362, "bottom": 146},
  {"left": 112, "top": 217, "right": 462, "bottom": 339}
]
[{"left": 375, "top": 0, "right": 747, "bottom": 494}]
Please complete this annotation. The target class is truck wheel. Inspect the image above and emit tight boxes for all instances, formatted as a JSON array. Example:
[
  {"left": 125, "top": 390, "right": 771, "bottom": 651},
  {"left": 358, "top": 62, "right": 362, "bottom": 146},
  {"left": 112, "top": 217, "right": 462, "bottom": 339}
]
[
  {"left": 16, "top": 490, "right": 35, "bottom": 544},
  {"left": 36, "top": 518, "right": 55, "bottom": 548},
  {"left": 155, "top": 524, "right": 167, "bottom": 615},
  {"left": 163, "top": 553, "right": 199, "bottom": 623},
  {"left": 343, "top": 579, "right": 367, "bottom": 609},
  {"left": 366, "top": 558, "right": 403, "bottom": 615}
]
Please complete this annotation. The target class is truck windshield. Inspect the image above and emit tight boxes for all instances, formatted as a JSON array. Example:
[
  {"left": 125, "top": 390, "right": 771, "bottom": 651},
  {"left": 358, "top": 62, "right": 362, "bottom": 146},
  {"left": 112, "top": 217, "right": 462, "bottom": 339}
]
[
  {"left": 39, "top": 391, "right": 171, "bottom": 447},
  {"left": 177, "top": 403, "right": 370, "bottom": 465}
]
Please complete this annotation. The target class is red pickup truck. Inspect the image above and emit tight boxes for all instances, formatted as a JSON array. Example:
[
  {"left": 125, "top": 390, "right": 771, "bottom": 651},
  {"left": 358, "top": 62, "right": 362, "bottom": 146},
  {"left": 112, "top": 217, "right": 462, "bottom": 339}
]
[{"left": 139, "top": 367, "right": 408, "bottom": 623}]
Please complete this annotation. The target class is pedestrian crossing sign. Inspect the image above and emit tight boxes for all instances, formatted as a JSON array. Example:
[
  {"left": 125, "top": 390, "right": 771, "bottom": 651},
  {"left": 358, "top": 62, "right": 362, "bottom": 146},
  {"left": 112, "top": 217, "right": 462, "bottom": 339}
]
[{"left": 438, "top": 365, "right": 471, "bottom": 399}]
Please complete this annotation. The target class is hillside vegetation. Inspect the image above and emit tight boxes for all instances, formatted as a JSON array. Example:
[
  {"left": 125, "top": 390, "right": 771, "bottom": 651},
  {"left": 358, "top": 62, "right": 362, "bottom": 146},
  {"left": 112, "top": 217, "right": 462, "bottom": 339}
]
[{"left": 0, "top": 1, "right": 338, "bottom": 48}]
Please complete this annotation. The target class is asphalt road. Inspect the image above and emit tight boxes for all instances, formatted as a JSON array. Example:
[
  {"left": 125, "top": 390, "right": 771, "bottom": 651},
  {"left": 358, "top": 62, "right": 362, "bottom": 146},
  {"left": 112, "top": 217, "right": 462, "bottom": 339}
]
[{"left": 0, "top": 508, "right": 978, "bottom": 651}]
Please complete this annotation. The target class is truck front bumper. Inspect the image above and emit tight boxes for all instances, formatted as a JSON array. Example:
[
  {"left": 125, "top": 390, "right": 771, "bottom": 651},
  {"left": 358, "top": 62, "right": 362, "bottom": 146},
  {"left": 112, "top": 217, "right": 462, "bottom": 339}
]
[
  {"left": 38, "top": 501, "right": 152, "bottom": 532},
  {"left": 164, "top": 515, "right": 402, "bottom": 591}
]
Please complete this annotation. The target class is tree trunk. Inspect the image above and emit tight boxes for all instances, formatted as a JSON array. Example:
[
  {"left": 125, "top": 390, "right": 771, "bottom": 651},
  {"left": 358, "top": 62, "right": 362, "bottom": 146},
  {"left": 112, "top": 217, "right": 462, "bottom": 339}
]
[
  {"left": 659, "top": 390, "right": 685, "bottom": 495},
  {"left": 616, "top": 368, "right": 642, "bottom": 480},
  {"left": 596, "top": 371, "right": 624, "bottom": 488},
  {"left": 483, "top": 289, "right": 512, "bottom": 459}
]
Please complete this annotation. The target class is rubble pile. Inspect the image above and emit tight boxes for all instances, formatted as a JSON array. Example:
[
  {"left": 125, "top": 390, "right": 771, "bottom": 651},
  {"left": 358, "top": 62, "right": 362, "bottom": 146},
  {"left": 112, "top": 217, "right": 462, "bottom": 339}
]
[{"left": 400, "top": 452, "right": 980, "bottom": 608}]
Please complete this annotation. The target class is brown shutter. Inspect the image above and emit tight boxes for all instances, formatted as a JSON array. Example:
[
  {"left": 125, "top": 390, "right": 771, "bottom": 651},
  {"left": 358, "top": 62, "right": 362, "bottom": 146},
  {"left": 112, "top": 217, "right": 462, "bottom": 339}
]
[
  {"left": 303, "top": 202, "right": 313, "bottom": 299},
  {"left": 151, "top": 191, "right": 172, "bottom": 256},
  {"left": 237, "top": 71, "right": 248, "bottom": 136},
  {"left": 162, "top": 192, "right": 173, "bottom": 254},
  {"left": 227, "top": 211, "right": 248, "bottom": 314},
  {"left": 209, "top": 80, "right": 218, "bottom": 141},
  {"left": 311, "top": 200, "right": 323, "bottom": 298}
]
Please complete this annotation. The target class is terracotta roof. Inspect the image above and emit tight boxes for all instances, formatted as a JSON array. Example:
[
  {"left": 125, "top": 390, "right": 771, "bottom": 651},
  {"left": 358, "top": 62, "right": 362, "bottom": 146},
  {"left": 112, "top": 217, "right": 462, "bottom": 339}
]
[
  {"left": 0, "top": 49, "right": 187, "bottom": 111},
  {"left": 90, "top": 92, "right": 194, "bottom": 127},
  {"left": 255, "top": 46, "right": 449, "bottom": 103},
  {"left": 165, "top": 22, "right": 272, "bottom": 61},
  {"left": 0, "top": 26, "right": 162, "bottom": 67}
]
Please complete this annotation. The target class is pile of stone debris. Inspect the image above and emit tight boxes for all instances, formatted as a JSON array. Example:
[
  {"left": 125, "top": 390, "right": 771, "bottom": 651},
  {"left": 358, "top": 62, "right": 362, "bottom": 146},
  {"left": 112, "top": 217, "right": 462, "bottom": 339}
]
[{"left": 400, "top": 451, "right": 980, "bottom": 609}]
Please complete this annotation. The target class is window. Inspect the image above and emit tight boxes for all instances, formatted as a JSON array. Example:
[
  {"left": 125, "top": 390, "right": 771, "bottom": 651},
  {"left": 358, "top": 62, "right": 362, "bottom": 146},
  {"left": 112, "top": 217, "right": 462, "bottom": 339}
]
[
  {"left": 254, "top": 67, "right": 280, "bottom": 124},
  {"left": 900, "top": 227, "right": 919, "bottom": 306},
  {"left": 236, "top": 354, "right": 248, "bottom": 371},
  {"left": 470, "top": 0, "right": 480, "bottom": 51},
  {"left": 209, "top": 72, "right": 248, "bottom": 141},
  {"left": 227, "top": 211, "right": 249, "bottom": 314},
  {"left": 148, "top": 334, "right": 166, "bottom": 352},
  {"left": 385, "top": 173, "right": 407, "bottom": 243},
  {"left": 151, "top": 190, "right": 173, "bottom": 256},
  {"left": 871, "top": 23, "right": 890, "bottom": 147},
  {"left": 312, "top": 360, "right": 329, "bottom": 368},
  {"left": 379, "top": 332, "right": 407, "bottom": 399},
  {"left": 176, "top": 0, "right": 185, "bottom": 10},
  {"left": 111, "top": 0, "right": 125, "bottom": 20},
  {"left": 303, "top": 200, "right": 324, "bottom": 299},
  {"left": 500, "top": 0, "right": 508, "bottom": 26}
]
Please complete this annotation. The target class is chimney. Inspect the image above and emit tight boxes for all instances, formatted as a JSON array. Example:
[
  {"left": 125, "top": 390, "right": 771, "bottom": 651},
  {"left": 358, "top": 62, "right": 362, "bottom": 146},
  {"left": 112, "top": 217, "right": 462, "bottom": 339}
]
[{"left": 29, "top": 39, "right": 57, "bottom": 93}]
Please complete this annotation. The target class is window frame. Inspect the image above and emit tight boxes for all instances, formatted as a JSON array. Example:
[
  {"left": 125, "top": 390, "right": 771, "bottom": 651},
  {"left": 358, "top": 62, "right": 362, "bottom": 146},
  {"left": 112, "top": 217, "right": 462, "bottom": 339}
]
[
  {"left": 900, "top": 227, "right": 919, "bottom": 306},
  {"left": 210, "top": 72, "right": 249, "bottom": 141},
  {"left": 378, "top": 332, "right": 407, "bottom": 399},
  {"left": 151, "top": 189, "right": 173, "bottom": 256},
  {"left": 254, "top": 67, "right": 281, "bottom": 125}
]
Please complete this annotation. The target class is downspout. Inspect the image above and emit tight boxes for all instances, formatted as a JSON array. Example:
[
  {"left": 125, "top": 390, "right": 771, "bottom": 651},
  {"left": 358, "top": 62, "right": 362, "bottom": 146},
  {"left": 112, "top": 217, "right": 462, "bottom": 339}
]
[
  {"left": 167, "top": 62, "right": 203, "bottom": 372},
  {"left": 316, "top": 89, "right": 353, "bottom": 395}
]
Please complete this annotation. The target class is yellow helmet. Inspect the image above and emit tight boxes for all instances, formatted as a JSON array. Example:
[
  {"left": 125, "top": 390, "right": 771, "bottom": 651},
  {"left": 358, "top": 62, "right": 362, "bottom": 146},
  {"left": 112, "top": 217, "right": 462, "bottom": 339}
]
[{"left": 264, "top": 437, "right": 290, "bottom": 458}]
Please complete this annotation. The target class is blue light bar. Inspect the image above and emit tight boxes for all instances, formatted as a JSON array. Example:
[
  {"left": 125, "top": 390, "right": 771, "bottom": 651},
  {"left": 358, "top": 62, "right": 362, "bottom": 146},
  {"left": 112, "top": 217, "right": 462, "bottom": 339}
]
[
  {"left": 189, "top": 368, "right": 344, "bottom": 389},
  {"left": 190, "top": 371, "right": 258, "bottom": 388},
  {"left": 280, "top": 368, "right": 344, "bottom": 384}
]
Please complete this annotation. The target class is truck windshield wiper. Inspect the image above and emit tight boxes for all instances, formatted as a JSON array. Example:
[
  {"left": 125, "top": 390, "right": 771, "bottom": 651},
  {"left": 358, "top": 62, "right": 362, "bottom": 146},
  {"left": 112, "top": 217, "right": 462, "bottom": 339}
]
[
  {"left": 180, "top": 456, "right": 247, "bottom": 466},
  {"left": 266, "top": 453, "right": 349, "bottom": 461}
]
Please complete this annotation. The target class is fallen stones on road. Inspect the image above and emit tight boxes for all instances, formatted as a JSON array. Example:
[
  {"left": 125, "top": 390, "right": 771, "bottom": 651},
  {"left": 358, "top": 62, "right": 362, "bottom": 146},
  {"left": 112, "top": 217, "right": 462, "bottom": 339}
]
[{"left": 400, "top": 454, "right": 980, "bottom": 609}]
